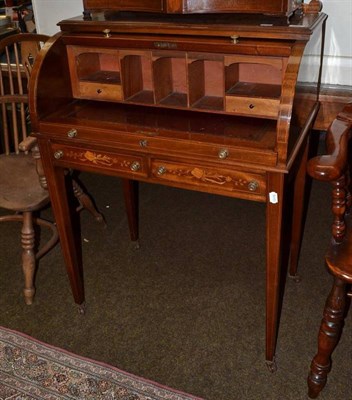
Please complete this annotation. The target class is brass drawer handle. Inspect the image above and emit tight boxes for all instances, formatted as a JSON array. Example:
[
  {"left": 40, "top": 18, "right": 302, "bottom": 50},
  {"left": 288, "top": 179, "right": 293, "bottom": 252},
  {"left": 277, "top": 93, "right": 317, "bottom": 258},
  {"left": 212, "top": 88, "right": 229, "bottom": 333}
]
[
  {"left": 54, "top": 150, "right": 64, "bottom": 160},
  {"left": 156, "top": 166, "right": 167, "bottom": 175},
  {"left": 67, "top": 129, "right": 77, "bottom": 138},
  {"left": 139, "top": 139, "right": 148, "bottom": 148},
  {"left": 130, "top": 161, "right": 141, "bottom": 172},
  {"left": 230, "top": 35, "right": 239, "bottom": 44},
  {"left": 103, "top": 29, "right": 111, "bottom": 38},
  {"left": 218, "top": 149, "right": 229, "bottom": 160},
  {"left": 248, "top": 181, "right": 259, "bottom": 192}
]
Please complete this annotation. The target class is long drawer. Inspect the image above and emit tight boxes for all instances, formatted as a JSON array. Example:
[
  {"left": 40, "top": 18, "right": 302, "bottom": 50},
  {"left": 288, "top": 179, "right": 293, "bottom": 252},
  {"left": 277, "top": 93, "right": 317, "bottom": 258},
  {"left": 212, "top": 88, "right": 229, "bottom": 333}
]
[
  {"left": 48, "top": 141, "right": 267, "bottom": 200},
  {"left": 151, "top": 158, "right": 266, "bottom": 200},
  {"left": 40, "top": 122, "right": 278, "bottom": 168},
  {"left": 50, "top": 143, "right": 147, "bottom": 178}
]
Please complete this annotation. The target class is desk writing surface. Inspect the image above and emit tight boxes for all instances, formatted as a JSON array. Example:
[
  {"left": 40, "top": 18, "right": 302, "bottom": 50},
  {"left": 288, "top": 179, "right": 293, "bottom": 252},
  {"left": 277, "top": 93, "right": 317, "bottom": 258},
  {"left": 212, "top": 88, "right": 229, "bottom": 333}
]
[
  {"left": 39, "top": 101, "right": 276, "bottom": 201},
  {"left": 40, "top": 101, "right": 277, "bottom": 152}
]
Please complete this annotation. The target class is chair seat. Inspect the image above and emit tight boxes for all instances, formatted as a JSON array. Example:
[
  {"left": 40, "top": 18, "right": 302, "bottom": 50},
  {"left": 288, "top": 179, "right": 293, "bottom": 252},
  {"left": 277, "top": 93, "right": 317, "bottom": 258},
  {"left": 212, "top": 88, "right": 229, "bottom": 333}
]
[
  {"left": 326, "top": 213, "right": 352, "bottom": 283},
  {"left": 0, "top": 153, "right": 50, "bottom": 212}
]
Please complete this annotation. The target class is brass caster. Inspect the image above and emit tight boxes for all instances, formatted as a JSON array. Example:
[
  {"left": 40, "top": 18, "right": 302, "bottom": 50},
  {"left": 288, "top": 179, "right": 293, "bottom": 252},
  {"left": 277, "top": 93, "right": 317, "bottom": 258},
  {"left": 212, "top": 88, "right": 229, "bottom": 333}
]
[
  {"left": 266, "top": 358, "right": 277, "bottom": 373},
  {"left": 78, "top": 303, "right": 86, "bottom": 315},
  {"left": 133, "top": 240, "right": 140, "bottom": 250},
  {"left": 288, "top": 273, "right": 302, "bottom": 283}
]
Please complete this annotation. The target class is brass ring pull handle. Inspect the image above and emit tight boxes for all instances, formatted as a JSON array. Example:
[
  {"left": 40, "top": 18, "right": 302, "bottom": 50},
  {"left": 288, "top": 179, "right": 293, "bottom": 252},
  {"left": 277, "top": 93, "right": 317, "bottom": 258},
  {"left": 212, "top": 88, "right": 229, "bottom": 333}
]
[
  {"left": 103, "top": 29, "right": 111, "bottom": 38},
  {"left": 130, "top": 161, "right": 141, "bottom": 172},
  {"left": 54, "top": 150, "right": 64, "bottom": 160},
  {"left": 248, "top": 181, "right": 259, "bottom": 192},
  {"left": 67, "top": 129, "right": 77, "bottom": 138},
  {"left": 218, "top": 149, "right": 229, "bottom": 159},
  {"left": 156, "top": 166, "right": 167, "bottom": 175},
  {"left": 230, "top": 35, "right": 239, "bottom": 44}
]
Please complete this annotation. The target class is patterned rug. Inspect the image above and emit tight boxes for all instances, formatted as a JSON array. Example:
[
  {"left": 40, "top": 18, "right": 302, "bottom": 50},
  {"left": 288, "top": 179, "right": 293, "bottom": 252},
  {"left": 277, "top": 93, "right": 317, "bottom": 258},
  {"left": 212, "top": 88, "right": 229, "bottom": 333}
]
[{"left": 0, "top": 326, "right": 203, "bottom": 400}]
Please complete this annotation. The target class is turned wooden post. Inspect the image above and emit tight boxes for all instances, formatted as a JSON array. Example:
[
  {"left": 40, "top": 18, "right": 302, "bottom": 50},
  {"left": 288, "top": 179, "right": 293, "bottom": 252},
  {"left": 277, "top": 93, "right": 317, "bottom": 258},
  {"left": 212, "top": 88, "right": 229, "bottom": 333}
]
[
  {"left": 21, "top": 211, "right": 36, "bottom": 304},
  {"left": 308, "top": 278, "right": 347, "bottom": 398},
  {"left": 331, "top": 175, "right": 347, "bottom": 243},
  {"left": 307, "top": 102, "right": 352, "bottom": 398}
]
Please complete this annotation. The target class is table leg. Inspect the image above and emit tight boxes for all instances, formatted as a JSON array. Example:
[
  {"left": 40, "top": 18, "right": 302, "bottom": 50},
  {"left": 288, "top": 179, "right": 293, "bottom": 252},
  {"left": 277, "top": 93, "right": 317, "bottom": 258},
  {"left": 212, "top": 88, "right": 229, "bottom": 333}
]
[
  {"left": 39, "top": 139, "right": 85, "bottom": 307},
  {"left": 265, "top": 172, "right": 285, "bottom": 371},
  {"left": 122, "top": 179, "right": 139, "bottom": 244},
  {"left": 289, "top": 138, "right": 310, "bottom": 280}
]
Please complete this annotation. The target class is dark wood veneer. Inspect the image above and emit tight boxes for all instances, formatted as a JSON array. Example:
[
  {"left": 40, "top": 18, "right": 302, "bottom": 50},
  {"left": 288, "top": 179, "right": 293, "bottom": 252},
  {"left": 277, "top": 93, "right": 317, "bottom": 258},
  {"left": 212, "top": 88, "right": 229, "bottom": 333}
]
[{"left": 83, "top": 0, "right": 301, "bottom": 16}]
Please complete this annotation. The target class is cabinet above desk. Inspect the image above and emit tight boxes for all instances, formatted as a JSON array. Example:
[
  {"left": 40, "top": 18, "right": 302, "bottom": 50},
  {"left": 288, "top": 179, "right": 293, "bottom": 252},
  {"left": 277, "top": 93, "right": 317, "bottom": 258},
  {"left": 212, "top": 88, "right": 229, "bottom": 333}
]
[{"left": 33, "top": 11, "right": 327, "bottom": 170}]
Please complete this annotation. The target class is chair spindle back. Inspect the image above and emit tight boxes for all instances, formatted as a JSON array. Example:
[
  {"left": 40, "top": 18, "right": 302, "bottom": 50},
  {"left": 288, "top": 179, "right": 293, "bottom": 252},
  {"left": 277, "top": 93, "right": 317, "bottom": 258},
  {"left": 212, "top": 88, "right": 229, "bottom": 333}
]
[{"left": 0, "top": 33, "right": 49, "bottom": 155}]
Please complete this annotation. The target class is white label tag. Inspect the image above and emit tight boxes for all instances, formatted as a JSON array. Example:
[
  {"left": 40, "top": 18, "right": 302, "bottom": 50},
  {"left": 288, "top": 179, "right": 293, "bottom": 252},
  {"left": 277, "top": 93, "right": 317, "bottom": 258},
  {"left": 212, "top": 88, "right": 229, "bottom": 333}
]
[{"left": 269, "top": 192, "right": 279, "bottom": 204}]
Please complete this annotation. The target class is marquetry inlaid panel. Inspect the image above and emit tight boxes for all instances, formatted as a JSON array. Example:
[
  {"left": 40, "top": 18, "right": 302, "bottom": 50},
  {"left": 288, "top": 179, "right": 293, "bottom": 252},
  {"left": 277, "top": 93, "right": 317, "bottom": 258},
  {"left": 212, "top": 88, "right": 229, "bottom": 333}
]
[
  {"left": 151, "top": 159, "right": 266, "bottom": 199},
  {"left": 50, "top": 144, "right": 147, "bottom": 178}
]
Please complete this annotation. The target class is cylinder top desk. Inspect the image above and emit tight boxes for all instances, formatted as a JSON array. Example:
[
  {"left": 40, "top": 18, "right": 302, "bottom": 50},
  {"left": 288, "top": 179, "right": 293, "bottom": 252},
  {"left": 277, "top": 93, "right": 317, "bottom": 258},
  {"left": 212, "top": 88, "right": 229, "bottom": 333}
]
[{"left": 29, "top": 0, "right": 327, "bottom": 371}]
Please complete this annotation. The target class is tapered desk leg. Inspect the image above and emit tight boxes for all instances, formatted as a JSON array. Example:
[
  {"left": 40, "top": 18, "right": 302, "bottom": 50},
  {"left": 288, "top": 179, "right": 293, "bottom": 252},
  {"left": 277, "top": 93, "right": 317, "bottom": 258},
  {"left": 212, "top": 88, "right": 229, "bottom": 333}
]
[
  {"left": 122, "top": 179, "right": 139, "bottom": 243},
  {"left": 265, "top": 172, "right": 285, "bottom": 371},
  {"left": 39, "top": 139, "right": 85, "bottom": 307},
  {"left": 289, "top": 139, "right": 310, "bottom": 280}
]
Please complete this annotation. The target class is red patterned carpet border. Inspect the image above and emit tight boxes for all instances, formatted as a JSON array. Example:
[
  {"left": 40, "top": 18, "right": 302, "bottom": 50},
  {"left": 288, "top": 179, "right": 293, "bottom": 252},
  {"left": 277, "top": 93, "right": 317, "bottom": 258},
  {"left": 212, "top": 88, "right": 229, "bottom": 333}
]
[{"left": 0, "top": 326, "right": 203, "bottom": 400}]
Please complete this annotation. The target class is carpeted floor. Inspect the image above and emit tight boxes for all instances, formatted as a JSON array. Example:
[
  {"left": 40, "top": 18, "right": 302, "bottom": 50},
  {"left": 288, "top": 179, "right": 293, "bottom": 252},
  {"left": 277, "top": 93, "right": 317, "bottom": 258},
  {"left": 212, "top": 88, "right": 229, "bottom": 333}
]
[{"left": 0, "top": 155, "right": 351, "bottom": 399}]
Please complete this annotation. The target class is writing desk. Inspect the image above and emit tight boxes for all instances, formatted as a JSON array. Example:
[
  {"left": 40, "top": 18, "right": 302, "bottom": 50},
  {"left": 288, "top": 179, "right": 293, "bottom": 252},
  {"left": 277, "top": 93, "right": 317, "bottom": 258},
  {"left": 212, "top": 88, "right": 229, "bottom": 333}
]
[{"left": 30, "top": 6, "right": 327, "bottom": 370}]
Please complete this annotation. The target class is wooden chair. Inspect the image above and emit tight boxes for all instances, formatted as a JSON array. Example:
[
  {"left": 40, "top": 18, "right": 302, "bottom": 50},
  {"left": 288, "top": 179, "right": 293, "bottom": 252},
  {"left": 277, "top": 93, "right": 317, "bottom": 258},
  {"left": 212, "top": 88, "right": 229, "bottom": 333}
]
[
  {"left": 0, "top": 33, "right": 104, "bottom": 305},
  {"left": 307, "top": 101, "right": 352, "bottom": 398}
]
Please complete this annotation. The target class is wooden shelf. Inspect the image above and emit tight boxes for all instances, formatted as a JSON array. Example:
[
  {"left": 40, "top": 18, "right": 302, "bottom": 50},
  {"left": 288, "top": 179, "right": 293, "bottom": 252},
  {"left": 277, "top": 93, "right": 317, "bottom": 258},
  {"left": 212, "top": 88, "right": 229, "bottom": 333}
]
[
  {"left": 80, "top": 70, "right": 121, "bottom": 84},
  {"left": 153, "top": 56, "right": 188, "bottom": 107},
  {"left": 121, "top": 53, "right": 154, "bottom": 103},
  {"left": 126, "top": 90, "right": 155, "bottom": 104},
  {"left": 226, "top": 82, "right": 281, "bottom": 99},
  {"left": 67, "top": 47, "right": 287, "bottom": 118},
  {"left": 159, "top": 92, "right": 188, "bottom": 107},
  {"left": 188, "top": 58, "right": 224, "bottom": 111},
  {"left": 192, "top": 96, "right": 224, "bottom": 111}
]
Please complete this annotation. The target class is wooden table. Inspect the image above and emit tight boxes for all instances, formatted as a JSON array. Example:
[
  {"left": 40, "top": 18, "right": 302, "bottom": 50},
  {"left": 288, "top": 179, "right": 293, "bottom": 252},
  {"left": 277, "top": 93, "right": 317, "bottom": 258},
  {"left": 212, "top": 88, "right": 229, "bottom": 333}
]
[{"left": 29, "top": 7, "right": 327, "bottom": 370}]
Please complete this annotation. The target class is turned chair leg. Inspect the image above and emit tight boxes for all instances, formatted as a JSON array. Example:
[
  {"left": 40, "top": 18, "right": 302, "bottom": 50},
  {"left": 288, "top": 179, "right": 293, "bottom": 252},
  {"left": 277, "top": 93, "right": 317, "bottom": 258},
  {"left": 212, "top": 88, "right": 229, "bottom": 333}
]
[
  {"left": 72, "top": 179, "right": 104, "bottom": 224},
  {"left": 308, "top": 277, "right": 347, "bottom": 398},
  {"left": 21, "top": 211, "right": 36, "bottom": 305},
  {"left": 0, "top": 213, "right": 58, "bottom": 304}
]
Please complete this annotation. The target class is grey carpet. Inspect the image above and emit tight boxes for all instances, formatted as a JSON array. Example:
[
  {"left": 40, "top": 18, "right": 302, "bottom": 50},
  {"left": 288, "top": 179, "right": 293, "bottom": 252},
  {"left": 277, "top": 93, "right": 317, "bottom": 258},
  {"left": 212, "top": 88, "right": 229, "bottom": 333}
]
[{"left": 0, "top": 165, "right": 351, "bottom": 399}]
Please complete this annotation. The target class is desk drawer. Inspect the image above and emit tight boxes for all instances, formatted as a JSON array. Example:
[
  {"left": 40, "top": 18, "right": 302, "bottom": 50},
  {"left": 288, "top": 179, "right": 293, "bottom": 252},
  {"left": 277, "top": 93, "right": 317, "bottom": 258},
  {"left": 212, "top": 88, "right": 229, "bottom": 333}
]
[
  {"left": 151, "top": 159, "right": 266, "bottom": 199},
  {"left": 225, "top": 96, "right": 280, "bottom": 118},
  {"left": 77, "top": 81, "right": 123, "bottom": 102},
  {"left": 50, "top": 143, "right": 147, "bottom": 178},
  {"left": 40, "top": 123, "right": 277, "bottom": 167}
]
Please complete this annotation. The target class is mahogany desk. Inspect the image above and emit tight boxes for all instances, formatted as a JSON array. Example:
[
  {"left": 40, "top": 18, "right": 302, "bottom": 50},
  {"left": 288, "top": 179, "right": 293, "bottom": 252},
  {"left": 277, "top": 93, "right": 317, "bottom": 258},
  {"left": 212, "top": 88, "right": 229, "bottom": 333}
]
[{"left": 29, "top": 10, "right": 327, "bottom": 370}]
